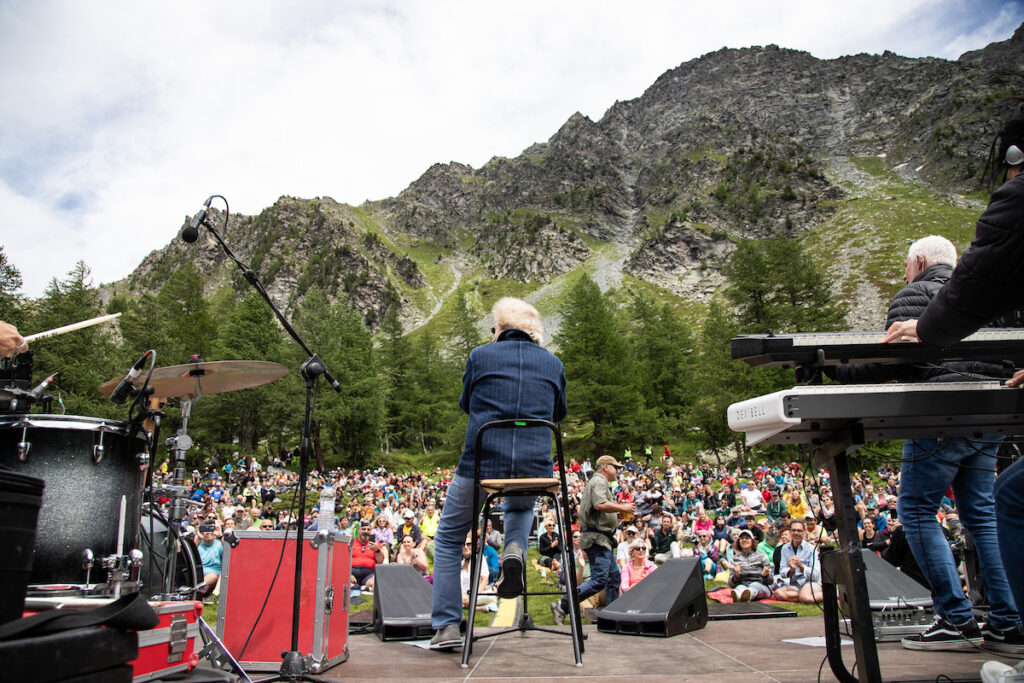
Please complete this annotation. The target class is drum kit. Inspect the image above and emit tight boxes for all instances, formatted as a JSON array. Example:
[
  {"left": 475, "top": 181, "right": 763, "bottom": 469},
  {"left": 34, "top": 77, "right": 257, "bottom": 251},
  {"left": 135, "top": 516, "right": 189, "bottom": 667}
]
[{"left": 0, "top": 314, "right": 288, "bottom": 606}]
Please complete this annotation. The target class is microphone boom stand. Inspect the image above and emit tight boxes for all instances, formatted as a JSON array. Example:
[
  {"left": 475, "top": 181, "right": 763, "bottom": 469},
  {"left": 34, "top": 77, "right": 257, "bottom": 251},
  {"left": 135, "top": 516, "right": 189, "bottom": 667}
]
[{"left": 193, "top": 203, "right": 342, "bottom": 682}]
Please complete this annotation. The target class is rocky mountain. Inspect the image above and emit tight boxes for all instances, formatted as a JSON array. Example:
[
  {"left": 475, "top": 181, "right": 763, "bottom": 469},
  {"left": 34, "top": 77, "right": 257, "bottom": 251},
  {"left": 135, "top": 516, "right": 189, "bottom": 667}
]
[{"left": 113, "top": 24, "right": 1024, "bottom": 333}]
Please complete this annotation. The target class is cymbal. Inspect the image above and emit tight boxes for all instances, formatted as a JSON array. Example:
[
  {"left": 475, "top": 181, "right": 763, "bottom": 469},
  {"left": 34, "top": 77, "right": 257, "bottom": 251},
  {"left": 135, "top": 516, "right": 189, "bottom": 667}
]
[{"left": 99, "top": 360, "right": 287, "bottom": 400}]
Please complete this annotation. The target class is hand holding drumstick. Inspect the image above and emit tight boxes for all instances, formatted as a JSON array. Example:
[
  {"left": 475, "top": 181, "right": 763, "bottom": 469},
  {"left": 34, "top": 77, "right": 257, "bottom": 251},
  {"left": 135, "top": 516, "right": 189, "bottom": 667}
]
[{"left": 0, "top": 321, "right": 26, "bottom": 359}]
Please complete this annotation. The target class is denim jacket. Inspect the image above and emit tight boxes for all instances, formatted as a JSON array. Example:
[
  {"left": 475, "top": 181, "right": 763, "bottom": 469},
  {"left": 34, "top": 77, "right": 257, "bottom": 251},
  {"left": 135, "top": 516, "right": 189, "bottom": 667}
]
[{"left": 457, "top": 328, "right": 568, "bottom": 480}]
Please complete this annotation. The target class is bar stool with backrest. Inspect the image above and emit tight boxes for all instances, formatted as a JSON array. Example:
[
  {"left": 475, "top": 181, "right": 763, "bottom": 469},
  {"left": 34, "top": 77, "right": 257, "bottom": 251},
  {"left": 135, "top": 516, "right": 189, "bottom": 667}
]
[{"left": 461, "top": 419, "right": 584, "bottom": 668}]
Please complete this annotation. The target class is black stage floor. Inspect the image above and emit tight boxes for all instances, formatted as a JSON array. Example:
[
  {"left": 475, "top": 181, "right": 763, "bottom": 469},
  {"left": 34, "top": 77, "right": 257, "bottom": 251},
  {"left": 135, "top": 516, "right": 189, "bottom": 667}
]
[{"left": 232, "top": 617, "right": 1020, "bottom": 682}]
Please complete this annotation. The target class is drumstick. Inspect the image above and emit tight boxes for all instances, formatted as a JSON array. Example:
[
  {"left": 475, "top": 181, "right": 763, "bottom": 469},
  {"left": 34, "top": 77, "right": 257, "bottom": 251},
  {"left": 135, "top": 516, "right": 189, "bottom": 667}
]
[{"left": 23, "top": 312, "right": 122, "bottom": 343}]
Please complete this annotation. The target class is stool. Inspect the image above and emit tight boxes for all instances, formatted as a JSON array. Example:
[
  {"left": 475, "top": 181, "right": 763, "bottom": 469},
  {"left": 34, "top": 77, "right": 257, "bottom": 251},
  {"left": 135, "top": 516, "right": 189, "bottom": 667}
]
[{"left": 461, "top": 419, "right": 584, "bottom": 668}]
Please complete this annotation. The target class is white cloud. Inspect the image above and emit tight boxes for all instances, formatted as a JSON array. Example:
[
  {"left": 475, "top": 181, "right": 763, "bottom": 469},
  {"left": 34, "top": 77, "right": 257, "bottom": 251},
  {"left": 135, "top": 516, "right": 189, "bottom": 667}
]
[{"left": 1, "top": 0, "right": 1020, "bottom": 296}]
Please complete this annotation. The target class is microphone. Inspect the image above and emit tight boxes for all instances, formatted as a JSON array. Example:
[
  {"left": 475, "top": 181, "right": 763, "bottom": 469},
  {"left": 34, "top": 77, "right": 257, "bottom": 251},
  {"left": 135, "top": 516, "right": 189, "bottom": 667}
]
[
  {"left": 29, "top": 372, "right": 58, "bottom": 400},
  {"left": 181, "top": 196, "right": 213, "bottom": 243},
  {"left": 110, "top": 351, "right": 151, "bottom": 405}
]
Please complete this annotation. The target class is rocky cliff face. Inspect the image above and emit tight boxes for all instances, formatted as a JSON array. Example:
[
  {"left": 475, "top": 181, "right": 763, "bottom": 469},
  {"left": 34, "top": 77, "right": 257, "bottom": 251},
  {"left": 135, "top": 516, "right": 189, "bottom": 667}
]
[
  {"left": 118, "top": 24, "right": 1024, "bottom": 331},
  {"left": 126, "top": 196, "right": 422, "bottom": 329}
]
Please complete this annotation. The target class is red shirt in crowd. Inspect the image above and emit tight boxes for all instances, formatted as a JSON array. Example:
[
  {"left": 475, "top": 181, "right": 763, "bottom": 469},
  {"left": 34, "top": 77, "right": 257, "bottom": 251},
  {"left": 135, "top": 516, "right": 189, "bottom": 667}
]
[{"left": 351, "top": 537, "right": 378, "bottom": 569}]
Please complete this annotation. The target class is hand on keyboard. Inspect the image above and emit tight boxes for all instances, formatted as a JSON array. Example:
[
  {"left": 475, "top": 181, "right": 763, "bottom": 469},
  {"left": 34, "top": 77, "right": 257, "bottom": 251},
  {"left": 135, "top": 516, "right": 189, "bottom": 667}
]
[
  {"left": 883, "top": 319, "right": 919, "bottom": 343},
  {"left": 1006, "top": 369, "right": 1024, "bottom": 387}
]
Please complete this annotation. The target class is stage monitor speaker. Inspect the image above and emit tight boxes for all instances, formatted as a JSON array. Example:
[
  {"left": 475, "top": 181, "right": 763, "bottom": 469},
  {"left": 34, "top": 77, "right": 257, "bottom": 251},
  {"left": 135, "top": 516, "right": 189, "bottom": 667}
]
[
  {"left": 373, "top": 564, "right": 436, "bottom": 641},
  {"left": 596, "top": 557, "right": 708, "bottom": 637},
  {"left": 838, "top": 549, "right": 934, "bottom": 641},
  {"left": 848, "top": 549, "right": 932, "bottom": 609}
]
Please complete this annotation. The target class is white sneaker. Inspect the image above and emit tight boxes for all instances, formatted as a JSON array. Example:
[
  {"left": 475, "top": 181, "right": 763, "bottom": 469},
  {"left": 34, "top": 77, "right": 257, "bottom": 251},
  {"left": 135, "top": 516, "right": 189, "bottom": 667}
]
[
  {"left": 739, "top": 588, "right": 752, "bottom": 602},
  {"left": 981, "top": 659, "right": 1024, "bottom": 683}
]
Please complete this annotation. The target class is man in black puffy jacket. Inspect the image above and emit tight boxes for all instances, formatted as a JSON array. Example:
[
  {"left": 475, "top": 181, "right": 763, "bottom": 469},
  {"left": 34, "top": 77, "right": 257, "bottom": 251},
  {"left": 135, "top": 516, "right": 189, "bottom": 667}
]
[
  {"left": 835, "top": 235, "right": 1018, "bottom": 652},
  {"left": 833, "top": 235, "right": 1010, "bottom": 384}
]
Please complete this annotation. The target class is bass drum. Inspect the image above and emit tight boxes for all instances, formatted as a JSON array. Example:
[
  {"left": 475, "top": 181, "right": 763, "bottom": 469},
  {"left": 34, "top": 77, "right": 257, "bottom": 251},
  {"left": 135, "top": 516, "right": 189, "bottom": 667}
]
[
  {"left": 138, "top": 508, "right": 202, "bottom": 600},
  {"left": 0, "top": 414, "right": 147, "bottom": 590}
]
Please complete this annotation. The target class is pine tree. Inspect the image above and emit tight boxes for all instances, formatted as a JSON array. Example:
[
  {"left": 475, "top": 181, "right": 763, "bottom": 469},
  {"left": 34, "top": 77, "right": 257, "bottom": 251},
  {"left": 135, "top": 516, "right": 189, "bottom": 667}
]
[
  {"left": 724, "top": 237, "right": 846, "bottom": 333},
  {"left": 201, "top": 293, "right": 287, "bottom": 454},
  {"left": 448, "top": 291, "right": 485, "bottom": 361},
  {"left": 690, "top": 300, "right": 759, "bottom": 460},
  {"left": 379, "top": 306, "right": 415, "bottom": 452},
  {"left": 0, "top": 246, "right": 25, "bottom": 327},
  {"left": 555, "top": 274, "right": 642, "bottom": 456},
  {"left": 27, "top": 262, "right": 120, "bottom": 418},
  {"left": 119, "top": 263, "right": 216, "bottom": 367},
  {"left": 156, "top": 263, "right": 217, "bottom": 361},
  {"left": 627, "top": 293, "right": 696, "bottom": 437},
  {"left": 291, "top": 288, "right": 387, "bottom": 468}
]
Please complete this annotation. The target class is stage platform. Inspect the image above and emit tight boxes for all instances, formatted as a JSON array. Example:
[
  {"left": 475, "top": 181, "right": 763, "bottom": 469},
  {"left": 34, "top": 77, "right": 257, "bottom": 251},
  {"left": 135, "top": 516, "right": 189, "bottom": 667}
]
[{"left": 279, "top": 617, "right": 1017, "bottom": 682}]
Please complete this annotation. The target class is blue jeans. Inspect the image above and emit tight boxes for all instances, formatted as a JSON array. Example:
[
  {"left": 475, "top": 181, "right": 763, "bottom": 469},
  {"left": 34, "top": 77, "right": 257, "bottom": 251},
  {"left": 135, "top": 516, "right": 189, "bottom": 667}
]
[
  {"left": 899, "top": 437, "right": 1020, "bottom": 629},
  {"left": 561, "top": 543, "right": 619, "bottom": 611},
  {"left": 431, "top": 474, "right": 536, "bottom": 629},
  {"left": 995, "top": 456, "right": 1024, "bottom": 625}
]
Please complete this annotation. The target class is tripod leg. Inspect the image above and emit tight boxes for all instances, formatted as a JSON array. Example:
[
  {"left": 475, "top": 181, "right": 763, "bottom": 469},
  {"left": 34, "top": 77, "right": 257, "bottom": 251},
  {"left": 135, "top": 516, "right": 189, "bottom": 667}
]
[{"left": 197, "top": 618, "right": 253, "bottom": 683}]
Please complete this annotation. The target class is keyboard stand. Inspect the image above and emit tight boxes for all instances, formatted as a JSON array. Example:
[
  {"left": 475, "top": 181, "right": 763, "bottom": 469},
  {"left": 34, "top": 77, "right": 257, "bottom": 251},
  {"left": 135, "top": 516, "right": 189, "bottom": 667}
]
[{"left": 813, "top": 423, "right": 883, "bottom": 683}]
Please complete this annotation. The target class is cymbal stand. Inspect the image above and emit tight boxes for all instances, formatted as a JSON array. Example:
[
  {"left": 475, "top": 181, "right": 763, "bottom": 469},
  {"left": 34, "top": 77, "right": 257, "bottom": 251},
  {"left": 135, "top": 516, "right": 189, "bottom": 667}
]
[{"left": 159, "top": 397, "right": 195, "bottom": 598}]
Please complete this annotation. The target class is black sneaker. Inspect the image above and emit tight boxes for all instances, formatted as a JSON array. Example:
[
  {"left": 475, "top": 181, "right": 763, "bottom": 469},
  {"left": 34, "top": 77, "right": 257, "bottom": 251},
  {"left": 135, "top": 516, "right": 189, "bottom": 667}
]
[
  {"left": 982, "top": 623, "right": 1024, "bottom": 655},
  {"left": 902, "top": 617, "right": 983, "bottom": 651},
  {"left": 494, "top": 542, "right": 524, "bottom": 599},
  {"left": 429, "top": 624, "right": 462, "bottom": 650}
]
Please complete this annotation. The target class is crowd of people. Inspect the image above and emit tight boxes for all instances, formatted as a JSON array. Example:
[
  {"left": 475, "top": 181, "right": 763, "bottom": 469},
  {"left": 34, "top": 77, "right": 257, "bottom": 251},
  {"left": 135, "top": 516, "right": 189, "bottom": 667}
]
[{"left": 168, "top": 446, "right": 950, "bottom": 614}]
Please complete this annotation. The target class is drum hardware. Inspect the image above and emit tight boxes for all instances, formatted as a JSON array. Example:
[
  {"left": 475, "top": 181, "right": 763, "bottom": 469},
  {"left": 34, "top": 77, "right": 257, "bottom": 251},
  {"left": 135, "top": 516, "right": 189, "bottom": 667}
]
[
  {"left": 138, "top": 508, "right": 202, "bottom": 601},
  {"left": 93, "top": 430, "right": 105, "bottom": 463},
  {"left": 82, "top": 549, "right": 95, "bottom": 585},
  {"left": 97, "top": 548, "right": 145, "bottom": 599},
  {"left": 2, "top": 371, "right": 60, "bottom": 415},
  {"left": 17, "top": 425, "right": 30, "bottom": 460},
  {"left": 137, "top": 451, "right": 150, "bottom": 470},
  {"left": 222, "top": 529, "right": 240, "bottom": 548},
  {"left": 2, "top": 349, "right": 35, "bottom": 415}
]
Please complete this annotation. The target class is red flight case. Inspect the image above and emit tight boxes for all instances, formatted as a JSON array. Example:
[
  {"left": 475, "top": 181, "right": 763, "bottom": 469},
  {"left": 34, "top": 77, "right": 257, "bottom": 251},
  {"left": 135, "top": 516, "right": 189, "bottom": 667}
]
[{"left": 216, "top": 529, "right": 350, "bottom": 673}]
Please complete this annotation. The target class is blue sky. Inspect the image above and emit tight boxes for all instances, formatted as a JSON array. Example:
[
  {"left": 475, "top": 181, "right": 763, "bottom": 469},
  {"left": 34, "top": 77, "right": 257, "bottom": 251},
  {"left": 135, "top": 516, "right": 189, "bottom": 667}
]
[{"left": 1, "top": 0, "right": 1022, "bottom": 297}]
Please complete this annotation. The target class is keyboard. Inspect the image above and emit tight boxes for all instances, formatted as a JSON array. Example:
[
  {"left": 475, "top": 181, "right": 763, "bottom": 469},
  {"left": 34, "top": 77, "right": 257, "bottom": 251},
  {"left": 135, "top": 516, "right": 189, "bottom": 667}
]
[
  {"left": 727, "top": 381, "right": 1024, "bottom": 445},
  {"left": 731, "top": 329, "right": 1024, "bottom": 367}
]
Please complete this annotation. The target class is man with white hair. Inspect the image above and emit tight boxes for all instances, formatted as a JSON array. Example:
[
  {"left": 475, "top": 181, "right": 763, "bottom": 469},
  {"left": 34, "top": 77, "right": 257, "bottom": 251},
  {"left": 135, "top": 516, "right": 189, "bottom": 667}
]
[
  {"left": 429, "top": 297, "right": 567, "bottom": 650},
  {"left": 831, "top": 234, "right": 1018, "bottom": 652}
]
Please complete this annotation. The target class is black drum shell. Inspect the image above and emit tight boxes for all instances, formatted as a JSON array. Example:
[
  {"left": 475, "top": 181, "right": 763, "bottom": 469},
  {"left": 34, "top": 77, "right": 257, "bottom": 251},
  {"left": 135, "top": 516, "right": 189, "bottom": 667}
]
[{"left": 0, "top": 414, "right": 146, "bottom": 586}]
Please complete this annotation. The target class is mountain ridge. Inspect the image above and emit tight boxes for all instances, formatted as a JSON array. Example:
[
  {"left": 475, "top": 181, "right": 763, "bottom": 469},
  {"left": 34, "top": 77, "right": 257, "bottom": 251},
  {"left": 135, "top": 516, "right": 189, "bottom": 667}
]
[{"left": 110, "top": 25, "right": 1024, "bottom": 335}]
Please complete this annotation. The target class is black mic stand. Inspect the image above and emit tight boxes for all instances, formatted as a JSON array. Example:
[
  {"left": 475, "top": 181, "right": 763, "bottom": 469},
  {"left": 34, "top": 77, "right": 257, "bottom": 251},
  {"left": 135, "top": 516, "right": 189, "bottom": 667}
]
[{"left": 190, "top": 199, "right": 341, "bottom": 682}]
